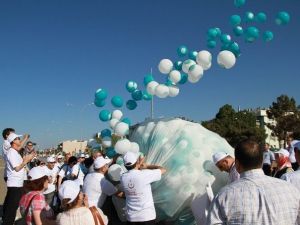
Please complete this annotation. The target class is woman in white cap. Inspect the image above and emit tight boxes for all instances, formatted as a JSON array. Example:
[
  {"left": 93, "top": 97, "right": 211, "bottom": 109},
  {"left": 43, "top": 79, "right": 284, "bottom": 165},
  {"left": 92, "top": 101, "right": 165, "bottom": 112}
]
[
  {"left": 274, "top": 148, "right": 294, "bottom": 178},
  {"left": 57, "top": 180, "right": 108, "bottom": 225},
  {"left": 19, "top": 166, "right": 55, "bottom": 225}
]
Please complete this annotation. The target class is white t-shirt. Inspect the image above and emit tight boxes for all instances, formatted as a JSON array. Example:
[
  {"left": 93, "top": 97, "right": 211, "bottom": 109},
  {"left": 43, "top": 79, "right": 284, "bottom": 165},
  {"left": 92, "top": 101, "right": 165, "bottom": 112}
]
[
  {"left": 6, "top": 148, "right": 25, "bottom": 187},
  {"left": 83, "top": 172, "right": 117, "bottom": 208},
  {"left": 44, "top": 166, "right": 59, "bottom": 194},
  {"left": 263, "top": 150, "right": 275, "bottom": 165},
  {"left": 58, "top": 165, "right": 73, "bottom": 180},
  {"left": 71, "top": 163, "right": 85, "bottom": 186},
  {"left": 120, "top": 169, "right": 162, "bottom": 222},
  {"left": 2, "top": 140, "right": 10, "bottom": 177}
]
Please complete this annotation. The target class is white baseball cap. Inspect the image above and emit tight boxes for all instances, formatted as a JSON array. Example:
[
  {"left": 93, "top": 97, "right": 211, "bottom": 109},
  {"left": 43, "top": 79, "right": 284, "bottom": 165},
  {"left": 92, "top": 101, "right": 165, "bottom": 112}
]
[
  {"left": 7, "top": 133, "right": 22, "bottom": 143},
  {"left": 275, "top": 148, "right": 290, "bottom": 157},
  {"left": 58, "top": 180, "right": 81, "bottom": 204},
  {"left": 212, "top": 152, "right": 229, "bottom": 165},
  {"left": 57, "top": 155, "right": 63, "bottom": 159},
  {"left": 79, "top": 153, "right": 85, "bottom": 158},
  {"left": 94, "top": 156, "right": 111, "bottom": 169},
  {"left": 124, "top": 152, "right": 139, "bottom": 166},
  {"left": 85, "top": 154, "right": 89, "bottom": 158},
  {"left": 28, "top": 166, "right": 48, "bottom": 181},
  {"left": 47, "top": 156, "right": 56, "bottom": 163}
]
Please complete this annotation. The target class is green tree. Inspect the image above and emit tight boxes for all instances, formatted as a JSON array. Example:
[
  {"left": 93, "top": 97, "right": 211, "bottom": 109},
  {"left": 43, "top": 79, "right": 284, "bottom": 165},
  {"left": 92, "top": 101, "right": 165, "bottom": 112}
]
[
  {"left": 202, "top": 104, "right": 266, "bottom": 148},
  {"left": 267, "top": 95, "right": 300, "bottom": 144}
]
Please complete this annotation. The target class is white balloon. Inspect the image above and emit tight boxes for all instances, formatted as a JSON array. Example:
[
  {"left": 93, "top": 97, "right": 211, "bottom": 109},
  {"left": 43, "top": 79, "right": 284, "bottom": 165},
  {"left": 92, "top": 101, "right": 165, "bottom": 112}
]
[
  {"left": 146, "top": 81, "right": 159, "bottom": 95},
  {"left": 112, "top": 110, "right": 123, "bottom": 120},
  {"left": 158, "top": 59, "right": 173, "bottom": 74},
  {"left": 108, "top": 164, "right": 125, "bottom": 182},
  {"left": 196, "top": 50, "right": 212, "bottom": 68},
  {"left": 115, "top": 138, "right": 131, "bottom": 154},
  {"left": 188, "top": 64, "right": 204, "bottom": 81},
  {"left": 202, "top": 62, "right": 212, "bottom": 71},
  {"left": 217, "top": 50, "right": 236, "bottom": 69},
  {"left": 168, "top": 86, "right": 180, "bottom": 97},
  {"left": 155, "top": 84, "right": 170, "bottom": 98},
  {"left": 130, "top": 142, "right": 140, "bottom": 153},
  {"left": 182, "top": 59, "right": 196, "bottom": 73},
  {"left": 188, "top": 74, "right": 201, "bottom": 83},
  {"left": 169, "top": 70, "right": 181, "bottom": 84},
  {"left": 114, "top": 122, "right": 129, "bottom": 137},
  {"left": 102, "top": 136, "right": 112, "bottom": 148},
  {"left": 109, "top": 118, "right": 119, "bottom": 129}
]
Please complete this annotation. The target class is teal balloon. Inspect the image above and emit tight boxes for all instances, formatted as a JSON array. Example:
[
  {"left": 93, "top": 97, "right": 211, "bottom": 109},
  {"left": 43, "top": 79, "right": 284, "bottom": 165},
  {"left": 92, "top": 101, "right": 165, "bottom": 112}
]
[
  {"left": 174, "top": 61, "right": 183, "bottom": 71},
  {"left": 207, "top": 28, "right": 219, "bottom": 39},
  {"left": 165, "top": 79, "right": 174, "bottom": 87},
  {"left": 234, "top": 0, "right": 246, "bottom": 8},
  {"left": 230, "top": 15, "right": 241, "bottom": 27},
  {"left": 263, "top": 31, "right": 274, "bottom": 42},
  {"left": 276, "top": 11, "right": 290, "bottom": 25},
  {"left": 95, "top": 88, "right": 107, "bottom": 100},
  {"left": 101, "top": 129, "right": 112, "bottom": 138},
  {"left": 220, "top": 34, "right": 232, "bottom": 44},
  {"left": 178, "top": 73, "right": 188, "bottom": 85},
  {"left": 215, "top": 28, "right": 222, "bottom": 37},
  {"left": 256, "top": 12, "right": 267, "bottom": 23},
  {"left": 229, "top": 42, "right": 241, "bottom": 57},
  {"left": 116, "top": 157, "right": 124, "bottom": 166},
  {"left": 131, "top": 90, "right": 143, "bottom": 101},
  {"left": 121, "top": 117, "right": 131, "bottom": 126},
  {"left": 177, "top": 45, "right": 188, "bottom": 57},
  {"left": 111, "top": 96, "right": 123, "bottom": 108},
  {"left": 94, "top": 98, "right": 105, "bottom": 107},
  {"left": 126, "top": 81, "right": 138, "bottom": 93},
  {"left": 245, "top": 11, "right": 255, "bottom": 22},
  {"left": 233, "top": 26, "right": 243, "bottom": 36},
  {"left": 245, "top": 26, "right": 260, "bottom": 43},
  {"left": 207, "top": 40, "right": 217, "bottom": 49},
  {"left": 188, "top": 51, "right": 198, "bottom": 61},
  {"left": 126, "top": 100, "right": 137, "bottom": 110},
  {"left": 99, "top": 110, "right": 111, "bottom": 122},
  {"left": 106, "top": 147, "right": 117, "bottom": 159},
  {"left": 143, "top": 74, "right": 154, "bottom": 86},
  {"left": 142, "top": 91, "right": 152, "bottom": 101}
]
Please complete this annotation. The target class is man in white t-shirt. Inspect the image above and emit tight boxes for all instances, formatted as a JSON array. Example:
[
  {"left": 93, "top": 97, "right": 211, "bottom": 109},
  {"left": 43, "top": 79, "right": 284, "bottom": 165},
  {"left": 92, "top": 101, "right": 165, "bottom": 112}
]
[
  {"left": 83, "top": 156, "right": 118, "bottom": 208},
  {"left": 44, "top": 156, "right": 59, "bottom": 206},
  {"left": 2, "top": 133, "right": 35, "bottom": 225},
  {"left": 120, "top": 152, "right": 166, "bottom": 225}
]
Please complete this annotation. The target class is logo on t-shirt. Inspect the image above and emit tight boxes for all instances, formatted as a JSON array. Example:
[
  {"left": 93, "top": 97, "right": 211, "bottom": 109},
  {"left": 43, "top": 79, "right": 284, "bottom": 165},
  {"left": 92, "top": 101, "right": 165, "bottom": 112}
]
[{"left": 128, "top": 180, "right": 135, "bottom": 189}]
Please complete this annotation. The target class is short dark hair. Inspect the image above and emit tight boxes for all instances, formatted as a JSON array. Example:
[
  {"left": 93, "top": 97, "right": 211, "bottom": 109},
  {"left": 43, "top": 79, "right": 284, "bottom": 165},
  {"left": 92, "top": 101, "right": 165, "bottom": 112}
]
[
  {"left": 2, "top": 128, "right": 15, "bottom": 139},
  {"left": 125, "top": 162, "right": 136, "bottom": 171},
  {"left": 25, "top": 175, "right": 48, "bottom": 191},
  {"left": 68, "top": 156, "right": 78, "bottom": 165},
  {"left": 235, "top": 139, "right": 263, "bottom": 170}
]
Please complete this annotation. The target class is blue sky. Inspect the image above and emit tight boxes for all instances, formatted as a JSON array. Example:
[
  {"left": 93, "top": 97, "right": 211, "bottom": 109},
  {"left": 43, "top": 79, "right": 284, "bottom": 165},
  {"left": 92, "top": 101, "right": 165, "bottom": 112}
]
[{"left": 0, "top": 0, "right": 299, "bottom": 149}]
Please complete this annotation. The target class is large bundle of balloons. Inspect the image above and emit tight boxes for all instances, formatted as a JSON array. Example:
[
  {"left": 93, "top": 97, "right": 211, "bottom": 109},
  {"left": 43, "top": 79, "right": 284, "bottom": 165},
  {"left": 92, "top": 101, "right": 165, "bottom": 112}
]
[{"left": 91, "top": 0, "right": 291, "bottom": 223}]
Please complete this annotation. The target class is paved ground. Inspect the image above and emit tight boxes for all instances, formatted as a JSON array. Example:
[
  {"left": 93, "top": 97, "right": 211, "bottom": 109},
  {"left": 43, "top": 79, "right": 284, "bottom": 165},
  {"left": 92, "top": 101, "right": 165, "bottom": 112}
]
[{"left": 0, "top": 158, "right": 6, "bottom": 219}]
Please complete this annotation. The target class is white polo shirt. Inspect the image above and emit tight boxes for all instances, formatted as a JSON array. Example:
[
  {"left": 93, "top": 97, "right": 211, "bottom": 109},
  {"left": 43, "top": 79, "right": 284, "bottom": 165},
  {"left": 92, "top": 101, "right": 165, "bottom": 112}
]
[
  {"left": 83, "top": 172, "right": 117, "bottom": 208},
  {"left": 44, "top": 166, "right": 59, "bottom": 194},
  {"left": 71, "top": 163, "right": 85, "bottom": 186},
  {"left": 6, "top": 147, "right": 25, "bottom": 187},
  {"left": 120, "top": 169, "right": 161, "bottom": 222},
  {"left": 2, "top": 140, "right": 11, "bottom": 178}
]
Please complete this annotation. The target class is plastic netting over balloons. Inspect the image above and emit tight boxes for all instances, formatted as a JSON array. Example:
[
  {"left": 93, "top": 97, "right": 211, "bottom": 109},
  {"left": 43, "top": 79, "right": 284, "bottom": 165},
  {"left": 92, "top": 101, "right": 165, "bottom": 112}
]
[{"left": 129, "top": 118, "right": 233, "bottom": 224}]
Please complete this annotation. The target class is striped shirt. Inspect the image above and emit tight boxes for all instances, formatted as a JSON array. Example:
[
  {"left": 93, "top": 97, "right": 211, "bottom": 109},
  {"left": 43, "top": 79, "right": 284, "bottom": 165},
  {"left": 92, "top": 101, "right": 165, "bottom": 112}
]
[
  {"left": 281, "top": 168, "right": 300, "bottom": 192},
  {"left": 207, "top": 169, "right": 300, "bottom": 225}
]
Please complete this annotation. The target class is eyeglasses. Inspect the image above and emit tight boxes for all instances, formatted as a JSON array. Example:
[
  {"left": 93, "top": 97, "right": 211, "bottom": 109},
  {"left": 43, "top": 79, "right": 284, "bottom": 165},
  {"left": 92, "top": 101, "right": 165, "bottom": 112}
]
[{"left": 27, "top": 145, "right": 33, "bottom": 147}]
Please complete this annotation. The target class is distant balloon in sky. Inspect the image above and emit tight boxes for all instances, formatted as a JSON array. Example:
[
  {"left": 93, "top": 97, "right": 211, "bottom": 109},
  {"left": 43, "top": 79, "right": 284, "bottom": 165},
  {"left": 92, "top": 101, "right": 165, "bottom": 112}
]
[
  {"left": 168, "top": 86, "right": 180, "bottom": 97},
  {"left": 114, "top": 122, "right": 129, "bottom": 136},
  {"left": 158, "top": 59, "right": 173, "bottom": 74},
  {"left": 126, "top": 100, "right": 137, "bottom": 110},
  {"left": 99, "top": 110, "right": 112, "bottom": 121},
  {"left": 126, "top": 81, "right": 138, "bottom": 93},
  {"left": 217, "top": 50, "right": 236, "bottom": 69},
  {"left": 220, "top": 34, "right": 232, "bottom": 44},
  {"left": 115, "top": 138, "right": 131, "bottom": 154},
  {"left": 207, "top": 28, "right": 221, "bottom": 39},
  {"left": 188, "top": 64, "right": 204, "bottom": 82},
  {"left": 111, "top": 96, "right": 123, "bottom": 108},
  {"left": 143, "top": 74, "right": 154, "bottom": 86},
  {"left": 245, "top": 11, "right": 255, "bottom": 22},
  {"left": 233, "top": 26, "right": 243, "bottom": 37},
  {"left": 142, "top": 91, "right": 152, "bottom": 101},
  {"left": 182, "top": 59, "right": 196, "bottom": 73},
  {"left": 178, "top": 73, "right": 188, "bottom": 85},
  {"left": 230, "top": 15, "right": 241, "bottom": 27},
  {"left": 146, "top": 81, "right": 159, "bottom": 95},
  {"left": 177, "top": 45, "right": 188, "bottom": 57},
  {"left": 94, "top": 98, "right": 105, "bottom": 107},
  {"left": 101, "top": 129, "right": 112, "bottom": 138},
  {"left": 207, "top": 40, "right": 217, "bottom": 49},
  {"left": 110, "top": 118, "right": 119, "bottom": 129},
  {"left": 256, "top": 12, "right": 267, "bottom": 23},
  {"left": 234, "top": 0, "right": 246, "bottom": 8},
  {"left": 188, "top": 51, "right": 198, "bottom": 61},
  {"left": 131, "top": 90, "right": 143, "bottom": 101},
  {"left": 169, "top": 70, "right": 182, "bottom": 84},
  {"left": 196, "top": 50, "right": 212, "bottom": 69},
  {"left": 121, "top": 117, "right": 132, "bottom": 126},
  {"left": 155, "top": 84, "right": 170, "bottom": 98},
  {"left": 275, "top": 11, "right": 290, "bottom": 25},
  {"left": 95, "top": 88, "right": 108, "bottom": 100},
  {"left": 112, "top": 109, "right": 123, "bottom": 120},
  {"left": 245, "top": 26, "right": 260, "bottom": 43},
  {"left": 174, "top": 61, "right": 183, "bottom": 71},
  {"left": 263, "top": 31, "right": 274, "bottom": 42}
]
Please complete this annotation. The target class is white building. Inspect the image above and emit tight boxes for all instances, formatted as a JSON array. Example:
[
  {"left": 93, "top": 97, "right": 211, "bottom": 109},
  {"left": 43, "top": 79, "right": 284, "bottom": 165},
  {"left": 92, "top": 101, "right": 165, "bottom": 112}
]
[
  {"left": 62, "top": 140, "right": 87, "bottom": 154},
  {"left": 255, "top": 109, "right": 280, "bottom": 149}
]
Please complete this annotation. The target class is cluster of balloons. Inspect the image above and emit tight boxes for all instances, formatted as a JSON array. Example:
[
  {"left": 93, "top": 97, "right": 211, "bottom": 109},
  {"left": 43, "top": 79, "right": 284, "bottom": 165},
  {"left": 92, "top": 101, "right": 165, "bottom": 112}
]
[{"left": 92, "top": 0, "right": 291, "bottom": 163}]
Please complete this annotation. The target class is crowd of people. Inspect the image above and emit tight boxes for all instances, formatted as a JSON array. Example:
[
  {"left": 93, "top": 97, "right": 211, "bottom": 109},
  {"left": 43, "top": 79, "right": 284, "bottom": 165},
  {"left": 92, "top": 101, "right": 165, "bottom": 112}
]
[{"left": 1, "top": 127, "right": 300, "bottom": 225}]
